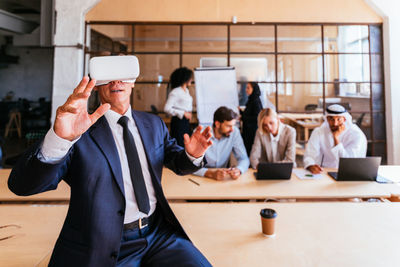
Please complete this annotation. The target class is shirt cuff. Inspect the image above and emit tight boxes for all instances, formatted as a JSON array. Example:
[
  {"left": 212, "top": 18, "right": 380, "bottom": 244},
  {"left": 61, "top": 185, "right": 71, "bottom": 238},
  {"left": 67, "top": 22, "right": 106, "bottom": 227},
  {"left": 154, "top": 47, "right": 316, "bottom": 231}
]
[
  {"left": 193, "top": 168, "right": 208, "bottom": 177},
  {"left": 185, "top": 150, "right": 204, "bottom": 167},
  {"left": 39, "top": 128, "right": 80, "bottom": 163},
  {"left": 237, "top": 166, "right": 246, "bottom": 175},
  {"left": 303, "top": 157, "right": 315, "bottom": 169}
]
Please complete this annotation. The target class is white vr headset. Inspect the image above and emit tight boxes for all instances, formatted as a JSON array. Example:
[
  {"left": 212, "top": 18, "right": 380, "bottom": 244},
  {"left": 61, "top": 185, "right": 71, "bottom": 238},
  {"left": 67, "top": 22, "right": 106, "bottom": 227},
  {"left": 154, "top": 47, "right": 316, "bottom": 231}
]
[{"left": 89, "top": 55, "right": 140, "bottom": 86}]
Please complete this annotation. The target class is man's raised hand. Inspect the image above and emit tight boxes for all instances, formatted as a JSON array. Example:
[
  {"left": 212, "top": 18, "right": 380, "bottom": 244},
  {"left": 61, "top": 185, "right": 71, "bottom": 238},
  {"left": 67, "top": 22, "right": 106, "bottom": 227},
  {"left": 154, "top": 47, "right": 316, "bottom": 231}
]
[
  {"left": 183, "top": 125, "right": 213, "bottom": 158},
  {"left": 54, "top": 77, "right": 110, "bottom": 141}
]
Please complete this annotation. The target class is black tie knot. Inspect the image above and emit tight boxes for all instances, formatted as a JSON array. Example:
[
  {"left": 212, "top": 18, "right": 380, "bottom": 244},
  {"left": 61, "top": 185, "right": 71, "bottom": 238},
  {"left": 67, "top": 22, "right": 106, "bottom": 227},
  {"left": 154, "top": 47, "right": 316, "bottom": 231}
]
[{"left": 118, "top": 116, "right": 129, "bottom": 128}]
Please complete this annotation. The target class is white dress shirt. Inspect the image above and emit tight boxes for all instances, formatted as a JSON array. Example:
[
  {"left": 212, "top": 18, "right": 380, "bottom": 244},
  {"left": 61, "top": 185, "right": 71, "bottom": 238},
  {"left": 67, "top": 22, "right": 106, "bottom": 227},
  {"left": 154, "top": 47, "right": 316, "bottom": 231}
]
[
  {"left": 269, "top": 122, "right": 283, "bottom": 163},
  {"left": 40, "top": 106, "right": 202, "bottom": 224},
  {"left": 164, "top": 87, "right": 193, "bottom": 119},
  {"left": 303, "top": 122, "right": 367, "bottom": 169}
]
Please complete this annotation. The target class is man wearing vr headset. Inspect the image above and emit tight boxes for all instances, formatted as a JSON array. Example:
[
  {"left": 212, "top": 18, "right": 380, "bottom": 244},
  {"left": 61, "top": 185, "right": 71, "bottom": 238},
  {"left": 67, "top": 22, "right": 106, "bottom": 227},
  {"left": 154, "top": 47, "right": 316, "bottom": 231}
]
[{"left": 8, "top": 56, "right": 213, "bottom": 266}]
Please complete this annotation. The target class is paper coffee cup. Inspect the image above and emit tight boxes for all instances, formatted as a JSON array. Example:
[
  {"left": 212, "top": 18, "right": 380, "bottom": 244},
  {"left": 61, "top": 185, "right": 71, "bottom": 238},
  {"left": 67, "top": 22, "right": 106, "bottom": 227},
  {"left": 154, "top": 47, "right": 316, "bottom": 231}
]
[{"left": 260, "top": 208, "right": 277, "bottom": 237}]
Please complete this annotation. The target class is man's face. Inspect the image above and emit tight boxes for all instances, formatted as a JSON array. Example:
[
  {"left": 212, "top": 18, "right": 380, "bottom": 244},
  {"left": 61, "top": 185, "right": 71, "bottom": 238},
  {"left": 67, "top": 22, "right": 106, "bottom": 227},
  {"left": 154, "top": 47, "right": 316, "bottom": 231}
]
[
  {"left": 215, "top": 119, "right": 236, "bottom": 137},
  {"left": 262, "top": 116, "right": 279, "bottom": 135},
  {"left": 95, "top": 81, "right": 133, "bottom": 113},
  {"left": 327, "top": 115, "right": 346, "bottom": 132}
]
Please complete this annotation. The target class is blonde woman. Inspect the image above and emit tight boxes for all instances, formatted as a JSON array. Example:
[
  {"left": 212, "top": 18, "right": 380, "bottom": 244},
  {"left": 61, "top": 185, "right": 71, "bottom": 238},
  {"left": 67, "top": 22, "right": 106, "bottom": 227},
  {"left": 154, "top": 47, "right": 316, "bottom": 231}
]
[{"left": 250, "top": 108, "right": 296, "bottom": 169}]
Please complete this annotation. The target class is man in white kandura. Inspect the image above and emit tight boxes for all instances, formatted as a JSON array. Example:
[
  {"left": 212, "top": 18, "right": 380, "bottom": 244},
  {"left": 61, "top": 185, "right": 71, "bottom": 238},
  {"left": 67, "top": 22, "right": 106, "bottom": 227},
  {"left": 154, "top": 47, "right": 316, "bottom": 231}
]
[{"left": 303, "top": 104, "right": 367, "bottom": 174}]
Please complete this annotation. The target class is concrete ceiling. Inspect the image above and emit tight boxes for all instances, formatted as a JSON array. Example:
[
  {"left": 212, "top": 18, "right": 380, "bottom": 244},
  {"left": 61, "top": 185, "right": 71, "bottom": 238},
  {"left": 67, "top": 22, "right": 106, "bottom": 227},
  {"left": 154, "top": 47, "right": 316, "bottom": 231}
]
[
  {"left": 0, "top": 0, "right": 40, "bottom": 35},
  {"left": 0, "top": 0, "right": 41, "bottom": 14}
]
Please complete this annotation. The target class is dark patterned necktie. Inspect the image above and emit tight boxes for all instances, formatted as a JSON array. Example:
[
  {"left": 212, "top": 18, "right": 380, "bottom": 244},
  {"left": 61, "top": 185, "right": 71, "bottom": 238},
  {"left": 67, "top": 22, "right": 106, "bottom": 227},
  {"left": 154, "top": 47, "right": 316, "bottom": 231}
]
[{"left": 118, "top": 116, "right": 150, "bottom": 214}]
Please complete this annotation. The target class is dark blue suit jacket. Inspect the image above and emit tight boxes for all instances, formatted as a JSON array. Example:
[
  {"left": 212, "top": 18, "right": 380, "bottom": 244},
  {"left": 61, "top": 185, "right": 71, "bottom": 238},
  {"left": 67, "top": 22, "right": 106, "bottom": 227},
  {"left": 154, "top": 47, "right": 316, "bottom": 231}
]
[{"left": 8, "top": 110, "right": 201, "bottom": 267}]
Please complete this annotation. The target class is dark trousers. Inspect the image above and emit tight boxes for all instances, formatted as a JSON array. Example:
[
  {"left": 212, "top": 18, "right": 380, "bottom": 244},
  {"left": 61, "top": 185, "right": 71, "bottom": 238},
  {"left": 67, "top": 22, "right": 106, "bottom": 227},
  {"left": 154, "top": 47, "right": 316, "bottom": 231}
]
[
  {"left": 117, "top": 211, "right": 211, "bottom": 267},
  {"left": 170, "top": 116, "right": 191, "bottom": 147}
]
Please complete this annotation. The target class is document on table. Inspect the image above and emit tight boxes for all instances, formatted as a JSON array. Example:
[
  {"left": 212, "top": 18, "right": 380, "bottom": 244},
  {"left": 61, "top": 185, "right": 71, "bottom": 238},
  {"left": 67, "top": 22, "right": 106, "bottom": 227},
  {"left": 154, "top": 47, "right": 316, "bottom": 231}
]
[{"left": 293, "top": 169, "right": 323, "bottom": 180}]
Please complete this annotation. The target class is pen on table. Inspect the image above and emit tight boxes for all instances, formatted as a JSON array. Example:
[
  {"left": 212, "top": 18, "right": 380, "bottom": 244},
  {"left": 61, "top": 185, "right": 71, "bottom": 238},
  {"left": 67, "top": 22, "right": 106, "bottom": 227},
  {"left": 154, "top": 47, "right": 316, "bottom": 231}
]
[{"left": 188, "top": 178, "right": 200, "bottom": 186}]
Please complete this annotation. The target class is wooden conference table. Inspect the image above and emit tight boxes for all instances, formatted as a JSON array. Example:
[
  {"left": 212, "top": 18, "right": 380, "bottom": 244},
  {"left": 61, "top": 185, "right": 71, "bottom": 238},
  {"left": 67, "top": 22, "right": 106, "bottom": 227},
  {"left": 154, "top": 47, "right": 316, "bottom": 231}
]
[
  {"left": 1, "top": 166, "right": 399, "bottom": 203},
  {"left": 172, "top": 202, "right": 400, "bottom": 267},
  {"left": 0, "top": 169, "right": 70, "bottom": 202},
  {"left": 0, "top": 205, "right": 68, "bottom": 267},
  {"left": 162, "top": 166, "right": 400, "bottom": 201},
  {"left": 9, "top": 203, "right": 400, "bottom": 267}
]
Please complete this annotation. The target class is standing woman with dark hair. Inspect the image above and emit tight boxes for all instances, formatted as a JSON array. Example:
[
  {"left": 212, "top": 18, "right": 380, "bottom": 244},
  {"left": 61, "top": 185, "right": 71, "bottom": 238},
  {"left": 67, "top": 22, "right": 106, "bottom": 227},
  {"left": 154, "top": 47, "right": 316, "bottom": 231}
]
[
  {"left": 241, "top": 82, "right": 263, "bottom": 155},
  {"left": 164, "top": 67, "right": 194, "bottom": 146}
]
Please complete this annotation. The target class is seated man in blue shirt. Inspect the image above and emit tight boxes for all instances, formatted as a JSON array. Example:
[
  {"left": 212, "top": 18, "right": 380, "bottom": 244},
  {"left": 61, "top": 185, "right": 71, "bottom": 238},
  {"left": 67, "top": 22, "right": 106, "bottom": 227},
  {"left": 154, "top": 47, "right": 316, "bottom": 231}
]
[{"left": 193, "top": 106, "right": 249, "bottom": 180}]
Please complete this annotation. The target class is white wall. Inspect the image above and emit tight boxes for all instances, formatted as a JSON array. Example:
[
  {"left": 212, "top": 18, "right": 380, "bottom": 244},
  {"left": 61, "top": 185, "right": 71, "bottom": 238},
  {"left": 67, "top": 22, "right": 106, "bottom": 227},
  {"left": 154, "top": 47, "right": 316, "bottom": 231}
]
[
  {"left": 365, "top": 0, "right": 400, "bottom": 164},
  {"left": 0, "top": 47, "right": 53, "bottom": 101},
  {"left": 51, "top": 0, "right": 100, "bottom": 122}
]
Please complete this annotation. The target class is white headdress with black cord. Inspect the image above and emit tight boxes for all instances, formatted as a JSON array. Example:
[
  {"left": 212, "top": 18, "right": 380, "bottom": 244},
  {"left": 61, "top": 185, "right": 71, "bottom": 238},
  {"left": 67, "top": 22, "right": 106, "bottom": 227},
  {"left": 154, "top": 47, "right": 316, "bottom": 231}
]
[{"left": 322, "top": 104, "right": 354, "bottom": 129}]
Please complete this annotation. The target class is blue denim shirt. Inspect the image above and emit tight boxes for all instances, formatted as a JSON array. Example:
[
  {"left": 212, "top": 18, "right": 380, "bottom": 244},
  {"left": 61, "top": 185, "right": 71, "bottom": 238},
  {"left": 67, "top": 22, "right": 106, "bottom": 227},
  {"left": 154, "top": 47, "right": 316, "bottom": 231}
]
[{"left": 193, "top": 127, "right": 249, "bottom": 176}]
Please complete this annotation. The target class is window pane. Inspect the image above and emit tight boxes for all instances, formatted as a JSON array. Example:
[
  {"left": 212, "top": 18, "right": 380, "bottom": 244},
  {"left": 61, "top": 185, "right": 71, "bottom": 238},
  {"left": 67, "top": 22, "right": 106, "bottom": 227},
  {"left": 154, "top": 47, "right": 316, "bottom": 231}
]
[
  {"left": 369, "top": 25, "right": 382, "bottom": 53},
  {"left": 183, "top": 25, "right": 227, "bottom": 52},
  {"left": 325, "top": 54, "right": 370, "bottom": 82},
  {"left": 182, "top": 54, "right": 227, "bottom": 70},
  {"left": 136, "top": 54, "right": 179, "bottom": 82},
  {"left": 134, "top": 25, "right": 180, "bottom": 52},
  {"left": 91, "top": 25, "right": 133, "bottom": 53},
  {"left": 325, "top": 83, "right": 370, "bottom": 111},
  {"left": 229, "top": 55, "right": 275, "bottom": 82},
  {"left": 238, "top": 82, "right": 276, "bottom": 109},
  {"left": 277, "top": 83, "right": 323, "bottom": 112},
  {"left": 277, "top": 25, "right": 322, "bottom": 53},
  {"left": 324, "top": 25, "right": 369, "bottom": 53},
  {"left": 187, "top": 84, "right": 197, "bottom": 111},
  {"left": 230, "top": 25, "right": 274, "bottom": 52},
  {"left": 132, "top": 83, "right": 168, "bottom": 112},
  {"left": 350, "top": 112, "right": 371, "bottom": 140},
  {"left": 326, "top": 83, "right": 371, "bottom": 99},
  {"left": 278, "top": 55, "right": 323, "bottom": 82}
]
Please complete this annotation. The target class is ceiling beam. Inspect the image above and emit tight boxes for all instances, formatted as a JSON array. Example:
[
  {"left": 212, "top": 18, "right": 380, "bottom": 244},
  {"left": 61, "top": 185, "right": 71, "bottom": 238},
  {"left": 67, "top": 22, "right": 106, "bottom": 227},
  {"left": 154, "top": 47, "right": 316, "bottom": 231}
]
[{"left": 0, "top": 8, "right": 38, "bottom": 34}]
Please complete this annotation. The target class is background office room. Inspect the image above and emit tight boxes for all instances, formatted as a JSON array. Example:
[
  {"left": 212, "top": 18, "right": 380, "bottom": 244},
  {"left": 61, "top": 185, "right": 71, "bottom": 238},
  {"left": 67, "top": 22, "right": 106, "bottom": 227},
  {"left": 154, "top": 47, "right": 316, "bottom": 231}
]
[{"left": 1, "top": 0, "right": 400, "bottom": 266}]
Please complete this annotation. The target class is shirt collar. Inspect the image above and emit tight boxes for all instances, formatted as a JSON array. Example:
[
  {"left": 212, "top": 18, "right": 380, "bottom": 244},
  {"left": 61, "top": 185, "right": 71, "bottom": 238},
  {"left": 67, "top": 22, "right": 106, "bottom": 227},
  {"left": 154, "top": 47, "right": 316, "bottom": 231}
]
[
  {"left": 210, "top": 127, "right": 217, "bottom": 141},
  {"left": 104, "top": 106, "right": 133, "bottom": 126},
  {"left": 270, "top": 122, "right": 283, "bottom": 142},
  {"left": 211, "top": 126, "right": 231, "bottom": 141}
]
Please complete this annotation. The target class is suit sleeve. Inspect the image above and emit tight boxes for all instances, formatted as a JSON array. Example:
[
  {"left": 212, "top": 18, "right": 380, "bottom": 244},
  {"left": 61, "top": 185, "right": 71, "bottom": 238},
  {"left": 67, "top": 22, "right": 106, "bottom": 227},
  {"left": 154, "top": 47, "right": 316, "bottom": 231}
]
[
  {"left": 232, "top": 129, "right": 250, "bottom": 174},
  {"left": 8, "top": 140, "right": 72, "bottom": 196},
  {"left": 282, "top": 127, "right": 297, "bottom": 165},
  {"left": 249, "top": 130, "right": 262, "bottom": 169},
  {"left": 159, "top": 117, "right": 203, "bottom": 175}
]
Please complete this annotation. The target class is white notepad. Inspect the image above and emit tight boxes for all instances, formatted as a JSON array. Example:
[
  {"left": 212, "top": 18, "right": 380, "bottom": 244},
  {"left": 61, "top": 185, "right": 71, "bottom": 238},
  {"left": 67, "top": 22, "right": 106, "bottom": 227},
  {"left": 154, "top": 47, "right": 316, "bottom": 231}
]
[{"left": 293, "top": 169, "right": 323, "bottom": 180}]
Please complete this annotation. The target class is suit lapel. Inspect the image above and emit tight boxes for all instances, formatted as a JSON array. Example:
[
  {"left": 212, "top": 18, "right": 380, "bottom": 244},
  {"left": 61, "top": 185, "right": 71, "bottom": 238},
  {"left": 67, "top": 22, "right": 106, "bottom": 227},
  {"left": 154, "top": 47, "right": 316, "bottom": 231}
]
[
  {"left": 264, "top": 134, "right": 273, "bottom": 162},
  {"left": 131, "top": 111, "right": 162, "bottom": 186},
  {"left": 131, "top": 111, "right": 152, "bottom": 157},
  {"left": 89, "top": 116, "right": 125, "bottom": 196}
]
